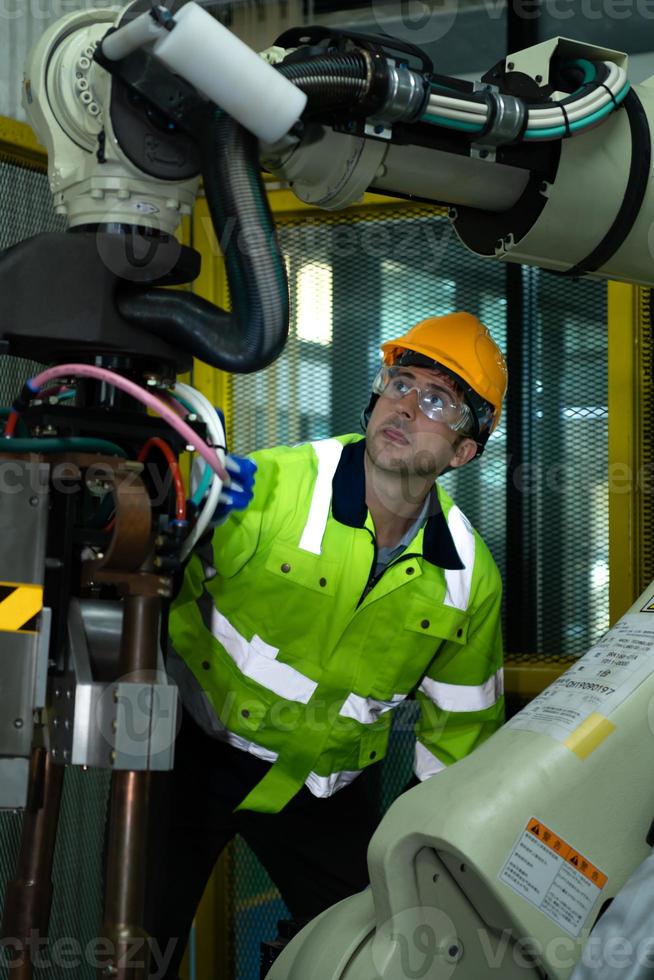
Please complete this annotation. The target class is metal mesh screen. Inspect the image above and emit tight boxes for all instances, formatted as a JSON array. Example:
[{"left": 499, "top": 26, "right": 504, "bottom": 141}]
[
  {"left": 0, "top": 155, "right": 65, "bottom": 402},
  {"left": 228, "top": 206, "right": 608, "bottom": 975},
  {"left": 0, "top": 768, "right": 111, "bottom": 980},
  {"left": 0, "top": 156, "right": 111, "bottom": 979}
]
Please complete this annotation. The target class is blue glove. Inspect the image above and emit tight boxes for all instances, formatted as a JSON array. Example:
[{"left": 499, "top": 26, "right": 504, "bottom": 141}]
[{"left": 211, "top": 454, "right": 257, "bottom": 524}]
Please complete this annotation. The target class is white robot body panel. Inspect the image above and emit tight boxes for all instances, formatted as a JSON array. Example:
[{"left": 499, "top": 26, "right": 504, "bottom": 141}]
[
  {"left": 270, "top": 583, "right": 654, "bottom": 978},
  {"left": 23, "top": 7, "right": 199, "bottom": 232}
]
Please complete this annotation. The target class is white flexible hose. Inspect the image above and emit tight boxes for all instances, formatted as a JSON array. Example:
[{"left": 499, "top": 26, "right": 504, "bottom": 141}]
[
  {"left": 426, "top": 62, "right": 627, "bottom": 134},
  {"left": 174, "top": 381, "right": 226, "bottom": 562}
]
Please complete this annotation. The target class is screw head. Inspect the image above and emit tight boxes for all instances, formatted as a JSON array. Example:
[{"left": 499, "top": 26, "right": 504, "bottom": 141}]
[
  {"left": 13, "top": 718, "right": 23, "bottom": 729},
  {"left": 29, "top": 496, "right": 39, "bottom": 507}
]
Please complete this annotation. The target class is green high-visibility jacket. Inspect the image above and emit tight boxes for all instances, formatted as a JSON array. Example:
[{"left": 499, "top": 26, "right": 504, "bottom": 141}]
[{"left": 169, "top": 434, "right": 504, "bottom": 813}]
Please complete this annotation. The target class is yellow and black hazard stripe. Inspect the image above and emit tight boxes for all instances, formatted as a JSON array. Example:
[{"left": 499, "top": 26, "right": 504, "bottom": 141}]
[{"left": 0, "top": 582, "right": 43, "bottom": 633}]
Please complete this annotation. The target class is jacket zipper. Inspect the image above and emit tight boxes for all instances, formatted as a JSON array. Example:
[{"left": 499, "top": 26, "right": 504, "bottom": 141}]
[{"left": 356, "top": 537, "right": 422, "bottom": 608}]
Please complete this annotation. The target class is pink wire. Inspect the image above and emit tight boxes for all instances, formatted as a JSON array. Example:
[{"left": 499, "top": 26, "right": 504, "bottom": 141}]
[{"left": 28, "top": 364, "right": 228, "bottom": 482}]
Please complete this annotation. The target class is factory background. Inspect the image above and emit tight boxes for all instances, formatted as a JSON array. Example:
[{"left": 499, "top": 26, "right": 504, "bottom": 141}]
[{"left": 1, "top": 1, "right": 653, "bottom": 977}]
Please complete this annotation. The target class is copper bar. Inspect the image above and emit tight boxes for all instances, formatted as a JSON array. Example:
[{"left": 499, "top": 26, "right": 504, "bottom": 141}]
[
  {"left": 99, "top": 595, "right": 160, "bottom": 980},
  {"left": 1, "top": 746, "right": 65, "bottom": 979}
]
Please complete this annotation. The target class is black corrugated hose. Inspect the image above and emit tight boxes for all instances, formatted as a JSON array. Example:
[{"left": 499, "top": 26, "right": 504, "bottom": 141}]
[
  {"left": 117, "top": 110, "right": 289, "bottom": 373},
  {"left": 277, "top": 52, "right": 370, "bottom": 109},
  {"left": 116, "top": 54, "right": 372, "bottom": 373}
]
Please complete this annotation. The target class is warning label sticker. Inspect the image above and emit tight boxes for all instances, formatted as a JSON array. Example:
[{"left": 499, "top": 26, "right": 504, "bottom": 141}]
[
  {"left": 0, "top": 581, "right": 43, "bottom": 633},
  {"left": 499, "top": 818, "right": 607, "bottom": 937},
  {"left": 507, "top": 613, "right": 654, "bottom": 745}
]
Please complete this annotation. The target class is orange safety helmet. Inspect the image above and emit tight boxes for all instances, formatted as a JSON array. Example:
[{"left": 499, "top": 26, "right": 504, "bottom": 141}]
[{"left": 377, "top": 312, "right": 508, "bottom": 455}]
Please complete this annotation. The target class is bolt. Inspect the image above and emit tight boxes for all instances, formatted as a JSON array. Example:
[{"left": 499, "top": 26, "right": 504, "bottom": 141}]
[
  {"left": 54, "top": 688, "right": 61, "bottom": 699},
  {"left": 111, "top": 720, "right": 118, "bottom": 733},
  {"left": 62, "top": 749, "right": 70, "bottom": 762},
  {"left": 29, "top": 496, "right": 39, "bottom": 507},
  {"left": 109, "top": 751, "right": 117, "bottom": 764},
  {"left": 507, "top": 61, "right": 515, "bottom": 70},
  {"left": 535, "top": 74, "right": 543, "bottom": 83},
  {"left": 13, "top": 718, "right": 23, "bottom": 729},
  {"left": 82, "top": 765, "right": 88, "bottom": 772}
]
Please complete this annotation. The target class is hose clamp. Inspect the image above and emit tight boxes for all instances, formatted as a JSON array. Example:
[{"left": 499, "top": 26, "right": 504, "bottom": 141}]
[
  {"left": 472, "top": 83, "right": 526, "bottom": 153},
  {"left": 372, "top": 63, "right": 428, "bottom": 124}
]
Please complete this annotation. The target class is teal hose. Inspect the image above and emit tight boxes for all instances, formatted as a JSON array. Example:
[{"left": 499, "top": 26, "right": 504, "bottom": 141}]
[
  {"left": 0, "top": 437, "right": 126, "bottom": 455},
  {"left": 191, "top": 463, "right": 213, "bottom": 506},
  {"left": 524, "top": 82, "right": 630, "bottom": 139},
  {"left": 420, "top": 112, "right": 485, "bottom": 133},
  {"left": 567, "top": 58, "right": 597, "bottom": 87}
]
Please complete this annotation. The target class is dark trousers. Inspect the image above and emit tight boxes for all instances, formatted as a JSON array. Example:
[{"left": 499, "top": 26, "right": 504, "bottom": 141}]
[{"left": 146, "top": 710, "right": 379, "bottom": 978}]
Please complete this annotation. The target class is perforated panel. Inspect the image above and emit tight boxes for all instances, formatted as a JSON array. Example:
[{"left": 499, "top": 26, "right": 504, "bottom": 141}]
[{"left": 0, "top": 155, "right": 64, "bottom": 403}]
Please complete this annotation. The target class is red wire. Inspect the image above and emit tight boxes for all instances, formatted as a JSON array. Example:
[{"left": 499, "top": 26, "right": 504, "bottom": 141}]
[
  {"left": 137, "top": 437, "right": 186, "bottom": 523},
  {"left": 4, "top": 411, "right": 19, "bottom": 437}
]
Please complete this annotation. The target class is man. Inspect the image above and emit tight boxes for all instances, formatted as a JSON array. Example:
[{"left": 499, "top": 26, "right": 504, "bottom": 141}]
[{"left": 154, "top": 311, "right": 507, "bottom": 975}]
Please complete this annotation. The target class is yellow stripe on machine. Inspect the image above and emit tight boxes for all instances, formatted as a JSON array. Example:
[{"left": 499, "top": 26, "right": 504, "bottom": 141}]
[
  {"left": 0, "top": 582, "right": 43, "bottom": 632},
  {"left": 564, "top": 712, "right": 616, "bottom": 759}
]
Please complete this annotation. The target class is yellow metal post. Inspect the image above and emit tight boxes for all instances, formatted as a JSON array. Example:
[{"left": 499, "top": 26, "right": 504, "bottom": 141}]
[{"left": 607, "top": 281, "right": 640, "bottom": 623}]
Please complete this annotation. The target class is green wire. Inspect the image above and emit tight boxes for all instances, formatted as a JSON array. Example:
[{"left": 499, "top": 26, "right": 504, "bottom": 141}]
[
  {"left": 192, "top": 462, "right": 214, "bottom": 506},
  {"left": 524, "top": 82, "right": 630, "bottom": 139},
  {"left": 0, "top": 437, "right": 126, "bottom": 455},
  {"left": 567, "top": 58, "right": 597, "bottom": 86}
]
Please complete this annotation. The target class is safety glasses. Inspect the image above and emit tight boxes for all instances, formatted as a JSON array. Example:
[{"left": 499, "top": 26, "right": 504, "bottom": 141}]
[{"left": 372, "top": 365, "right": 474, "bottom": 432}]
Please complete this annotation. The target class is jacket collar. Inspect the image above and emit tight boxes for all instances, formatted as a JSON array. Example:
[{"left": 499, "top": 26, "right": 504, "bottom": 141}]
[{"left": 331, "top": 439, "right": 465, "bottom": 570}]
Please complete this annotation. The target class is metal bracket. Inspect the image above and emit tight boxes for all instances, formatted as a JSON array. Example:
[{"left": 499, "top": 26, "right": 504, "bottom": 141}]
[{"left": 49, "top": 599, "right": 178, "bottom": 770}]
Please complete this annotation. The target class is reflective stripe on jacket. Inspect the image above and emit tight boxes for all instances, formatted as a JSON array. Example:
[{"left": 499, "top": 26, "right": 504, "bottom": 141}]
[{"left": 168, "top": 434, "right": 504, "bottom": 813}]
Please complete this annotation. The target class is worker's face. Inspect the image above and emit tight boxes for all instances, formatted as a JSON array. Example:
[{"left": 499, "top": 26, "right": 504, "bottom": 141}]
[{"left": 365, "top": 366, "right": 478, "bottom": 479}]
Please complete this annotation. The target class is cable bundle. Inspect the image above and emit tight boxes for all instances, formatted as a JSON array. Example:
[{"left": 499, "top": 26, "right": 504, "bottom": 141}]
[{"left": 422, "top": 59, "right": 630, "bottom": 142}]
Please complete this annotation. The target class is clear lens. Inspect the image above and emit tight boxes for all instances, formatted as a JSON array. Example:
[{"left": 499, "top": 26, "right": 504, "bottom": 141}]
[{"left": 373, "top": 365, "right": 473, "bottom": 432}]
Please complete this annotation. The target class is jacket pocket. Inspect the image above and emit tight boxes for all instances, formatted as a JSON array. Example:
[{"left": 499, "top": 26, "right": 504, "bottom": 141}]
[
  {"left": 403, "top": 596, "right": 470, "bottom": 646},
  {"left": 358, "top": 716, "right": 392, "bottom": 769},
  {"left": 264, "top": 541, "right": 342, "bottom": 596}
]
